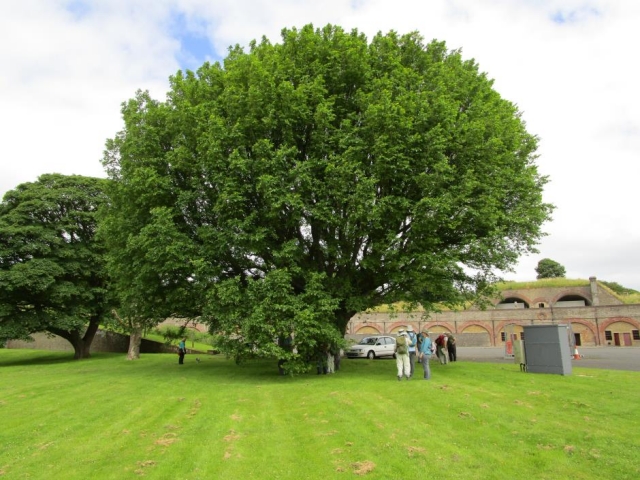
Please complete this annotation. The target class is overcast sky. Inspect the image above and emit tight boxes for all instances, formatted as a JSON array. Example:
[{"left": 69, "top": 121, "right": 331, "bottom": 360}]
[{"left": 1, "top": 0, "right": 638, "bottom": 289}]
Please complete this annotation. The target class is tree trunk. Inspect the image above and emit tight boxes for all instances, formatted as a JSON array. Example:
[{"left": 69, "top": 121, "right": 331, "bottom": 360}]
[
  {"left": 81, "top": 316, "right": 100, "bottom": 358},
  {"left": 48, "top": 315, "right": 100, "bottom": 360},
  {"left": 335, "top": 306, "right": 356, "bottom": 336},
  {"left": 127, "top": 326, "right": 142, "bottom": 360}
]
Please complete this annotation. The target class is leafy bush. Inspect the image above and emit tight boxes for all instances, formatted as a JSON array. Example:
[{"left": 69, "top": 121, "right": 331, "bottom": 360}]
[{"left": 153, "top": 326, "right": 185, "bottom": 345}]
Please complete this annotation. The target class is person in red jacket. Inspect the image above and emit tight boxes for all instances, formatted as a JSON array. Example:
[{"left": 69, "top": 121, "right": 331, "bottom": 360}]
[{"left": 435, "top": 333, "right": 449, "bottom": 365}]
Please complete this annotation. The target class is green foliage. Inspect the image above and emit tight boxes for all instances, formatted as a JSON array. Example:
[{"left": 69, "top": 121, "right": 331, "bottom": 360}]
[
  {"left": 103, "top": 24, "right": 552, "bottom": 369},
  {"left": 1, "top": 350, "right": 639, "bottom": 479},
  {"left": 0, "top": 174, "right": 112, "bottom": 358},
  {"left": 602, "top": 288, "right": 640, "bottom": 305},
  {"left": 619, "top": 293, "right": 640, "bottom": 304},
  {"left": 152, "top": 325, "right": 217, "bottom": 348},
  {"left": 535, "top": 258, "right": 566, "bottom": 279},
  {"left": 600, "top": 280, "right": 639, "bottom": 296},
  {"left": 152, "top": 325, "right": 185, "bottom": 344}
]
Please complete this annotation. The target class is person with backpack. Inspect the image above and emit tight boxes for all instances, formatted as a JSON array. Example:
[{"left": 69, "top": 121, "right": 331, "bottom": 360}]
[
  {"left": 395, "top": 329, "right": 411, "bottom": 381},
  {"left": 407, "top": 325, "right": 418, "bottom": 377},
  {"left": 418, "top": 329, "right": 433, "bottom": 380}
]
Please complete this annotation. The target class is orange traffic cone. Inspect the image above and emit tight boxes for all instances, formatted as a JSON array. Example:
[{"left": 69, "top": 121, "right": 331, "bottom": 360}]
[{"left": 573, "top": 346, "right": 582, "bottom": 359}]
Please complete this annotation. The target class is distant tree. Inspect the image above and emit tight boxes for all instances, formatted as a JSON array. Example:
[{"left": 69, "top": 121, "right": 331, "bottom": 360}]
[
  {"left": 535, "top": 258, "right": 566, "bottom": 279},
  {"left": 102, "top": 25, "right": 552, "bottom": 371},
  {"left": 0, "top": 174, "right": 111, "bottom": 359}
]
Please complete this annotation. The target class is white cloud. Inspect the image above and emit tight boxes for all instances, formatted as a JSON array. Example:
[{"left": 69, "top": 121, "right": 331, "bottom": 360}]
[{"left": 1, "top": 0, "right": 638, "bottom": 289}]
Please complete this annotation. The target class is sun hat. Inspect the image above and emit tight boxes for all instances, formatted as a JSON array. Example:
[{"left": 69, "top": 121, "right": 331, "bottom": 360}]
[
  {"left": 407, "top": 325, "right": 414, "bottom": 332},
  {"left": 398, "top": 328, "right": 405, "bottom": 334}
]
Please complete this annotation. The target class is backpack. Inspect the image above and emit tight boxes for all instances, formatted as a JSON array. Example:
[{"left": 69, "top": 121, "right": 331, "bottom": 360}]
[{"left": 396, "top": 335, "right": 408, "bottom": 354}]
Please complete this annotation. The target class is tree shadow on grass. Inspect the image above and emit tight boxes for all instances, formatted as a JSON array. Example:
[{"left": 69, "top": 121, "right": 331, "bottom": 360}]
[{"left": 0, "top": 350, "right": 121, "bottom": 367}]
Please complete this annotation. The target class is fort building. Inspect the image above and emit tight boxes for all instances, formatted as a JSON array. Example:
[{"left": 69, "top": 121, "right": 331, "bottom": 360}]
[{"left": 347, "top": 277, "right": 640, "bottom": 347}]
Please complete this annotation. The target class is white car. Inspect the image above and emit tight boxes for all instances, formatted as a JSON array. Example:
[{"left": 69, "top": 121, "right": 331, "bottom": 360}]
[{"left": 346, "top": 336, "right": 397, "bottom": 359}]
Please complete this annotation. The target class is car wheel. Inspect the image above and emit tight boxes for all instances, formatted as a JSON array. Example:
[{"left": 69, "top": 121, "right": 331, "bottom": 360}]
[
  {"left": 393, "top": 353, "right": 397, "bottom": 359},
  {"left": 367, "top": 350, "right": 376, "bottom": 360}
]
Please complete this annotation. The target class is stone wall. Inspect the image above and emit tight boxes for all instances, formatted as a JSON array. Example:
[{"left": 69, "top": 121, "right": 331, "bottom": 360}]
[{"left": 6, "top": 330, "right": 178, "bottom": 354}]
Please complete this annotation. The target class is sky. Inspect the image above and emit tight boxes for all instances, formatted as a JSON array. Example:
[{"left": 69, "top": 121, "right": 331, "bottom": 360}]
[{"left": 1, "top": 0, "right": 639, "bottom": 289}]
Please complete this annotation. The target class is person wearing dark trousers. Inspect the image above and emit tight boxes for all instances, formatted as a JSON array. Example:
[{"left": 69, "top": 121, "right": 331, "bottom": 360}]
[
  {"left": 447, "top": 334, "right": 457, "bottom": 362},
  {"left": 178, "top": 337, "right": 186, "bottom": 364},
  {"left": 407, "top": 326, "right": 418, "bottom": 377},
  {"left": 418, "top": 329, "right": 433, "bottom": 380}
]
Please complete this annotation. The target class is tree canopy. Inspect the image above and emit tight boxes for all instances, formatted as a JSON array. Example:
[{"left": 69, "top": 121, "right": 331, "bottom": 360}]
[
  {"left": 535, "top": 258, "right": 566, "bottom": 279},
  {"left": 0, "top": 174, "right": 110, "bottom": 358},
  {"left": 103, "top": 24, "right": 552, "bottom": 370}
]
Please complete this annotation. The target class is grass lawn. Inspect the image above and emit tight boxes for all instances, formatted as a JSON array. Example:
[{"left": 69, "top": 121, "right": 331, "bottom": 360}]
[{"left": 1, "top": 350, "right": 638, "bottom": 480}]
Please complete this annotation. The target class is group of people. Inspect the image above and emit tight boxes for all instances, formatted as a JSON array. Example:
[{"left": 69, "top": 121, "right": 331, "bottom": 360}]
[
  {"left": 177, "top": 329, "right": 457, "bottom": 379},
  {"left": 395, "top": 327, "right": 457, "bottom": 380},
  {"left": 434, "top": 332, "right": 457, "bottom": 364}
]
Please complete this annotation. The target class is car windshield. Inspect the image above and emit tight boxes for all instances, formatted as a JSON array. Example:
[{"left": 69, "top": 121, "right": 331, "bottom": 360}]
[{"left": 358, "top": 338, "right": 378, "bottom": 345}]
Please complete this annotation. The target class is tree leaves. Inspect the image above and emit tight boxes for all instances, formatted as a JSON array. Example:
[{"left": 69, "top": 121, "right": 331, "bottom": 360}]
[
  {"left": 104, "top": 24, "right": 552, "bottom": 370},
  {"left": 536, "top": 258, "right": 567, "bottom": 279},
  {"left": 0, "top": 174, "right": 110, "bottom": 357}
]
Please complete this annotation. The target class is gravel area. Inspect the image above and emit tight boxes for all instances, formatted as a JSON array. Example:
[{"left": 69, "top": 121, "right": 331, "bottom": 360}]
[{"left": 457, "top": 346, "right": 640, "bottom": 372}]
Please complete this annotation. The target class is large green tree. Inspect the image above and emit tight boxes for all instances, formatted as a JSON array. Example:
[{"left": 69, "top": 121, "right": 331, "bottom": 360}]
[
  {"left": 535, "top": 258, "right": 566, "bottom": 279},
  {"left": 0, "top": 174, "right": 110, "bottom": 359},
  {"left": 103, "top": 25, "right": 552, "bottom": 370}
]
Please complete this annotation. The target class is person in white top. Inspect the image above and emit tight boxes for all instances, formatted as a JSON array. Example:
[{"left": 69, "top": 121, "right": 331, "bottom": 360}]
[{"left": 395, "top": 329, "right": 411, "bottom": 381}]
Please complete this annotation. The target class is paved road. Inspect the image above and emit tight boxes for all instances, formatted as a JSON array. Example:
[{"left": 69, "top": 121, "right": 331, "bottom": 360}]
[{"left": 457, "top": 346, "right": 640, "bottom": 372}]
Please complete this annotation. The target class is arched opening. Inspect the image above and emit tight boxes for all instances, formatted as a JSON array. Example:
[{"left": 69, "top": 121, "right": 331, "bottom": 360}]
[
  {"left": 356, "top": 326, "right": 380, "bottom": 335},
  {"left": 604, "top": 321, "right": 638, "bottom": 347},
  {"left": 496, "top": 297, "right": 529, "bottom": 309},
  {"left": 428, "top": 325, "right": 452, "bottom": 334},
  {"left": 569, "top": 322, "right": 596, "bottom": 346},
  {"left": 555, "top": 295, "right": 590, "bottom": 307},
  {"left": 461, "top": 324, "right": 491, "bottom": 346}
]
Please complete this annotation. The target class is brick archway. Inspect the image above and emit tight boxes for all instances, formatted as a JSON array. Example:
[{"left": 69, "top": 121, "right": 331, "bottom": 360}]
[
  {"left": 599, "top": 317, "right": 640, "bottom": 346},
  {"left": 424, "top": 323, "right": 452, "bottom": 334},
  {"left": 495, "top": 294, "right": 532, "bottom": 308},
  {"left": 551, "top": 290, "right": 591, "bottom": 306},
  {"left": 600, "top": 317, "right": 640, "bottom": 331},
  {"left": 355, "top": 325, "right": 381, "bottom": 335},
  {"left": 459, "top": 322, "right": 492, "bottom": 346},
  {"left": 565, "top": 319, "right": 598, "bottom": 346}
]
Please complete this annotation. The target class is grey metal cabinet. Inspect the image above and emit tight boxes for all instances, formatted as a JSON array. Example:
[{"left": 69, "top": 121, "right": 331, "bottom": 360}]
[{"left": 523, "top": 324, "right": 572, "bottom": 375}]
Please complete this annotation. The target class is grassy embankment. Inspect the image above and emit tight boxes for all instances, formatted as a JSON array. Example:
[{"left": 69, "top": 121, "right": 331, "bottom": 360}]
[
  {"left": 368, "top": 278, "right": 640, "bottom": 313},
  {"left": 1, "top": 349, "right": 638, "bottom": 479}
]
